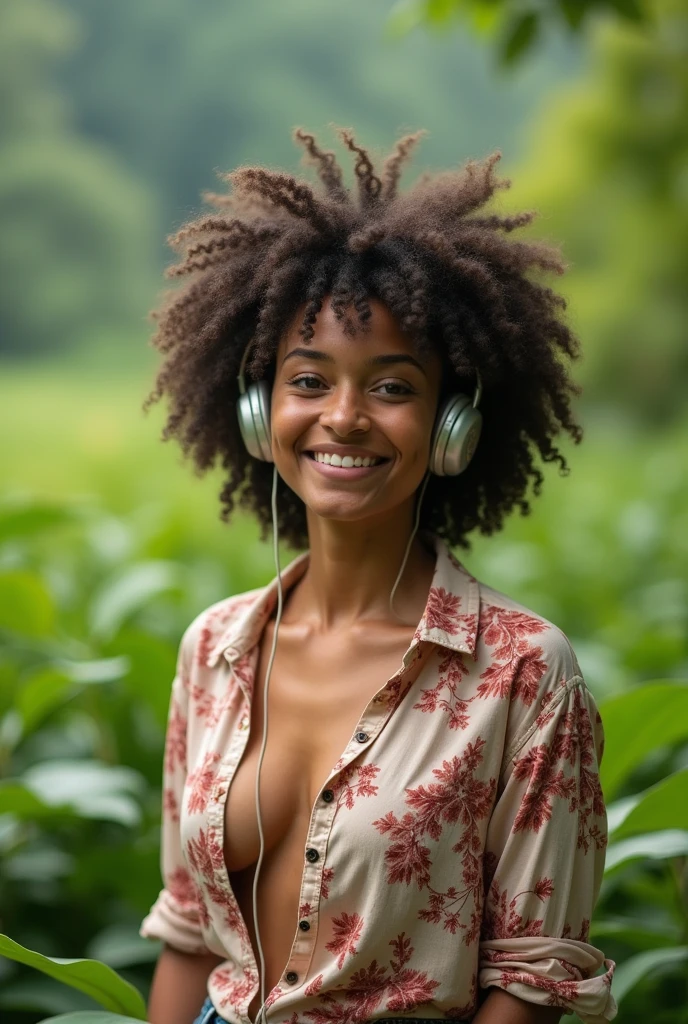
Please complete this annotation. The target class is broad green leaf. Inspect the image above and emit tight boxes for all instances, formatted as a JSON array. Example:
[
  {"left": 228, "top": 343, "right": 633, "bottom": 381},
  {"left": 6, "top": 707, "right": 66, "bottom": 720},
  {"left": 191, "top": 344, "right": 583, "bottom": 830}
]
[
  {"left": 0, "top": 781, "right": 60, "bottom": 818},
  {"left": 0, "top": 570, "right": 55, "bottom": 637},
  {"left": 59, "top": 657, "right": 130, "bottom": 684},
  {"left": 0, "top": 500, "right": 80, "bottom": 545},
  {"left": 21, "top": 760, "right": 145, "bottom": 827},
  {"left": 611, "top": 769, "right": 688, "bottom": 840},
  {"left": 15, "top": 668, "right": 75, "bottom": 733},
  {"left": 499, "top": 11, "right": 538, "bottom": 66},
  {"left": 39, "top": 1015, "right": 145, "bottom": 1024},
  {"left": 86, "top": 924, "right": 160, "bottom": 968},
  {"left": 0, "top": 976, "right": 98, "bottom": 1013},
  {"left": 604, "top": 829, "right": 688, "bottom": 876},
  {"left": 599, "top": 681, "right": 688, "bottom": 799},
  {"left": 0, "top": 934, "right": 147, "bottom": 1018},
  {"left": 591, "top": 918, "right": 680, "bottom": 951},
  {"left": 89, "top": 561, "right": 181, "bottom": 640},
  {"left": 612, "top": 945, "right": 688, "bottom": 1003}
]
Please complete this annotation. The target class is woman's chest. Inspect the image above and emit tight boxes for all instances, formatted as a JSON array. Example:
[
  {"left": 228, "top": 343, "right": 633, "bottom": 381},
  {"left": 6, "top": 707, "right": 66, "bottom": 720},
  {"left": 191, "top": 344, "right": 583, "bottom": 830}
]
[{"left": 222, "top": 626, "right": 417, "bottom": 869}]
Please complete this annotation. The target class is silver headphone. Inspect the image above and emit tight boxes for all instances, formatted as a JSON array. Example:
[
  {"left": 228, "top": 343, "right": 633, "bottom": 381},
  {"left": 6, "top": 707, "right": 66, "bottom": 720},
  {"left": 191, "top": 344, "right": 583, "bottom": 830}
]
[
  {"left": 236, "top": 341, "right": 483, "bottom": 476},
  {"left": 235, "top": 337, "right": 482, "bottom": 1024}
]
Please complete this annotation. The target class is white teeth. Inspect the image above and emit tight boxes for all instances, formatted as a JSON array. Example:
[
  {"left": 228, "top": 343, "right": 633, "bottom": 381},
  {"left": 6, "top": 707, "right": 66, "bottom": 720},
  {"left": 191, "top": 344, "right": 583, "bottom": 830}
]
[{"left": 312, "top": 452, "right": 381, "bottom": 467}]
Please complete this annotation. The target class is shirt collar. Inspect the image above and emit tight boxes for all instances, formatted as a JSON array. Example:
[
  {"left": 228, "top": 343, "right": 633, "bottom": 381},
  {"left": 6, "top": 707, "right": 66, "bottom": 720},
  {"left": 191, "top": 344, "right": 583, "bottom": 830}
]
[{"left": 206, "top": 530, "right": 480, "bottom": 668}]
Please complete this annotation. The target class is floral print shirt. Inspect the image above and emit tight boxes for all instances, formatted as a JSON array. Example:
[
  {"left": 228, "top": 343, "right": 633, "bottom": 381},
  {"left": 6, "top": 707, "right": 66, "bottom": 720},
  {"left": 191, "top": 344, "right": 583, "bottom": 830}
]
[{"left": 140, "top": 532, "right": 617, "bottom": 1023}]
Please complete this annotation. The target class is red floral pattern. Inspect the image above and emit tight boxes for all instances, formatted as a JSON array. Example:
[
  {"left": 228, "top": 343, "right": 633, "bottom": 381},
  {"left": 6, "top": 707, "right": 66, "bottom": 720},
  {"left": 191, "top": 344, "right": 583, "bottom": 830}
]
[
  {"left": 477, "top": 606, "right": 549, "bottom": 706},
  {"left": 139, "top": 533, "right": 615, "bottom": 1024}
]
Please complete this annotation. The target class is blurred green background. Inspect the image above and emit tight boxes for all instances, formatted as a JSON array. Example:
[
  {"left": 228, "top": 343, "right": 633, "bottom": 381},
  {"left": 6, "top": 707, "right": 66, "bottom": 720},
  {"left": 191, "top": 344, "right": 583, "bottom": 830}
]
[{"left": 1, "top": 1, "right": 687, "bottom": 1022}]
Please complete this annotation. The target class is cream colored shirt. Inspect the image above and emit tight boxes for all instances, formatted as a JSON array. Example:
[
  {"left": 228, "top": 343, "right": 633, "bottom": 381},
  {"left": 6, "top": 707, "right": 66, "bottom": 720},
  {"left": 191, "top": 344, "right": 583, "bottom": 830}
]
[{"left": 140, "top": 532, "right": 617, "bottom": 1023}]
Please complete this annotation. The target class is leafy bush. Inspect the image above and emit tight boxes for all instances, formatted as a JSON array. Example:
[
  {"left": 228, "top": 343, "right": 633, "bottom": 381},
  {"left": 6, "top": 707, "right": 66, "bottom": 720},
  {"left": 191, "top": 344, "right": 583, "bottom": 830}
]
[{"left": 0, "top": 414, "right": 687, "bottom": 1022}]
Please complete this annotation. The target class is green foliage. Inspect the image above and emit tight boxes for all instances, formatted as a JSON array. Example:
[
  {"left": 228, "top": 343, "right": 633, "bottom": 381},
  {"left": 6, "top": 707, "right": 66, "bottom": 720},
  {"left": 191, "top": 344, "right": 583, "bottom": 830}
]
[
  {"left": 0, "top": 936, "right": 146, "bottom": 1019},
  {"left": 0, "top": 380, "right": 687, "bottom": 1019},
  {"left": 386, "top": 0, "right": 650, "bottom": 64},
  {"left": 505, "top": 0, "right": 688, "bottom": 423},
  {"left": 0, "top": 0, "right": 157, "bottom": 356}
]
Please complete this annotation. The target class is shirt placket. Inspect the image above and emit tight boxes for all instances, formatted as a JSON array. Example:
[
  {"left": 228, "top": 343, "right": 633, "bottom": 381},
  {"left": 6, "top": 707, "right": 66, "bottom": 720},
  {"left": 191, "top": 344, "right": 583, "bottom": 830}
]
[{"left": 267, "top": 642, "right": 429, "bottom": 1011}]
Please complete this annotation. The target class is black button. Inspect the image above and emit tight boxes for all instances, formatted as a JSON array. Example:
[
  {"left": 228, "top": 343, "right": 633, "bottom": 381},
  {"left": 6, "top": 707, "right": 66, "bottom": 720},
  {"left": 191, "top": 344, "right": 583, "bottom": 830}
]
[
  {"left": 305, "top": 847, "right": 319, "bottom": 863},
  {"left": 356, "top": 731, "right": 369, "bottom": 743},
  {"left": 285, "top": 970, "right": 299, "bottom": 984},
  {"left": 299, "top": 919, "right": 310, "bottom": 931},
  {"left": 322, "top": 789, "right": 334, "bottom": 803}
]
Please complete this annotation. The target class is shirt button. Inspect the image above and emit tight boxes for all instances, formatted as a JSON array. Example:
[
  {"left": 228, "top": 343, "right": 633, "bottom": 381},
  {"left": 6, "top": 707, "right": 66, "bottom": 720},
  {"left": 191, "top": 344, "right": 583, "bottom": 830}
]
[
  {"left": 305, "top": 847, "right": 319, "bottom": 863},
  {"left": 285, "top": 970, "right": 299, "bottom": 985},
  {"left": 322, "top": 789, "right": 335, "bottom": 803},
  {"left": 299, "top": 919, "right": 310, "bottom": 931},
  {"left": 356, "top": 731, "right": 369, "bottom": 743}
]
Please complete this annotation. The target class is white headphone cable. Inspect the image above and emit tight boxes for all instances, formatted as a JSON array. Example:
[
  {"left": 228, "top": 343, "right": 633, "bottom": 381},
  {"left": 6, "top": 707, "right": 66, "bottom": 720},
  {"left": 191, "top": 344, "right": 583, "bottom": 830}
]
[
  {"left": 251, "top": 463, "right": 283, "bottom": 1024},
  {"left": 250, "top": 464, "right": 428, "bottom": 1024},
  {"left": 388, "top": 469, "right": 431, "bottom": 622}
]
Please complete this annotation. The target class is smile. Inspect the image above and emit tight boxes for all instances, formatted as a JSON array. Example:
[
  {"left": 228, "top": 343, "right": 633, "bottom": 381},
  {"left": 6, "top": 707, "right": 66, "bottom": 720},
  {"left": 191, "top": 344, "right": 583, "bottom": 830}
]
[{"left": 303, "top": 451, "right": 389, "bottom": 477}]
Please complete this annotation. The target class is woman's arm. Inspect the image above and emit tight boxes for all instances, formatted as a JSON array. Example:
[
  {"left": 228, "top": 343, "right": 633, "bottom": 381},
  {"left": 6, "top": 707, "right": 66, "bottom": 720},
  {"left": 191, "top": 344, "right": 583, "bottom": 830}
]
[
  {"left": 147, "top": 943, "right": 226, "bottom": 1024},
  {"left": 473, "top": 989, "right": 562, "bottom": 1024}
]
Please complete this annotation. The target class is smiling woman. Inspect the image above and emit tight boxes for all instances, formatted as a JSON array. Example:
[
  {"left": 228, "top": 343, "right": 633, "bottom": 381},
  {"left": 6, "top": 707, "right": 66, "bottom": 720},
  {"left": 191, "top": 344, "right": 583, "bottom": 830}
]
[
  {"left": 144, "top": 125, "right": 581, "bottom": 552},
  {"left": 139, "top": 126, "right": 616, "bottom": 1024}
]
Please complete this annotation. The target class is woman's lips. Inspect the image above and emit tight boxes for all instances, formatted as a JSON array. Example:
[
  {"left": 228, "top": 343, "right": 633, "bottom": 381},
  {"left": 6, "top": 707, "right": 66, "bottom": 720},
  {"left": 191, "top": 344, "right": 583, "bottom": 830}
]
[{"left": 302, "top": 452, "right": 389, "bottom": 479}]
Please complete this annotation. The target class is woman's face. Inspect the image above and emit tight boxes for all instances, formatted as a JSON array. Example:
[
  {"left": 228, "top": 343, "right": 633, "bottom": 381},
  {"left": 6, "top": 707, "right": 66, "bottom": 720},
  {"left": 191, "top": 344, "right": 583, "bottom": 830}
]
[{"left": 270, "top": 295, "right": 442, "bottom": 527}]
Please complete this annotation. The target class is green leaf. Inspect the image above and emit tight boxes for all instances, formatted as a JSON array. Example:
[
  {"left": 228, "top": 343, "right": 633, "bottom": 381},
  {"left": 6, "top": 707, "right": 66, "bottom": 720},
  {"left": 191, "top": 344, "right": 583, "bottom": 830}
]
[
  {"left": 606, "top": 0, "right": 645, "bottom": 23},
  {"left": 0, "top": 934, "right": 147, "bottom": 1018},
  {"left": 0, "top": 571, "right": 55, "bottom": 637},
  {"left": 611, "top": 769, "right": 688, "bottom": 840},
  {"left": 612, "top": 945, "right": 688, "bottom": 1004},
  {"left": 499, "top": 11, "right": 538, "bottom": 66},
  {"left": 0, "top": 500, "right": 80, "bottom": 546},
  {"left": 591, "top": 918, "right": 681, "bottom": 951},
  {"left": 0, "top": 781, "right": 60, "bottom": 818},
  {"left": 599, "top": 681, "right": 688, "bottom": 799},
  {"left": 89, "top": 561, "right": 181, "bottom": 640},
  {"left": 558, "top": 0, "right": 588, "bottom": 29},
  {"left": 39, "top": 1015, "right": 145, "bottom": 1024},
  {"left": 604, "top": 829, "right": 688, "bottom": 876},
  {"left": 15, "top": 668, "right": 76, "bottom": 733},
  {"left": 21, "top": 760, "right": 145, "bottom": 827}
]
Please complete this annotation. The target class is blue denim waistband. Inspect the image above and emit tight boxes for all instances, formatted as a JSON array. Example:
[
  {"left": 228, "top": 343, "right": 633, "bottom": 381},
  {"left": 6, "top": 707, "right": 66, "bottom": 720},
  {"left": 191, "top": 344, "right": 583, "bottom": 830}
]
[{"left": 192, "top": 998, "right": 468, "bottom": 1024}]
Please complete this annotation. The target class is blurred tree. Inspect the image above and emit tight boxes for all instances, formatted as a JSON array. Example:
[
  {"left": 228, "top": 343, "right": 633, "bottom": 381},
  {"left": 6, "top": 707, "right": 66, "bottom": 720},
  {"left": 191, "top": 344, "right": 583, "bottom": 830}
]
[
  {"left": 0, "top": 0, "right": 156, "bottom": 356},
  {"left": 387, "top": 0, "right": 651, "bottom": 65},
  {"left": 502, "top": 0, "right": 687, "bottom": 422},
  {"left": 57, "top": 0, "right": 581, "bottom": 244}
]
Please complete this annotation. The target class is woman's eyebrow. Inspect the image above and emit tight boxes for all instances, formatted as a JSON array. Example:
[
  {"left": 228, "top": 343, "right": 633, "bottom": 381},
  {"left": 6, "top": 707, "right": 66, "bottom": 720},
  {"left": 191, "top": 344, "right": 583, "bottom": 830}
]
[{"left": 282, "top": 347, "right": 426, "bottom": 376}]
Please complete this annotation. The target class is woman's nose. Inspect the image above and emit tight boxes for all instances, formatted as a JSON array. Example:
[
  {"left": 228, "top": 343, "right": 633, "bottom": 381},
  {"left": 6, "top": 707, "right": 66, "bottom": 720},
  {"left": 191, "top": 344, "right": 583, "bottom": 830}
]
[{"left": 318, "top": 384, "right": 370, "bottom": 435}]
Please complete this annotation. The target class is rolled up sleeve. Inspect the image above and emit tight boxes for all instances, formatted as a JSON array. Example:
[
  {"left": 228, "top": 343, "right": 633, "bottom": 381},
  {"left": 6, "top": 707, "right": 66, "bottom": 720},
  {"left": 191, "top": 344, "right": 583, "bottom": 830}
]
[
  {"left": 139, "top": 633, "right": 210, "bottom": 955},
  {"left": 479, "top": 676, "right": 617, "bottom": 1022}
]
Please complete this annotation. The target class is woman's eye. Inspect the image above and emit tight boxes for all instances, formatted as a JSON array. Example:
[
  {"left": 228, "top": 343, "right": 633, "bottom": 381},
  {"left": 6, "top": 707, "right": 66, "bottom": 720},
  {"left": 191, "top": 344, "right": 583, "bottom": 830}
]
[
  {"left": 287, "top": 374, "right": 324, "bottom": 390},
  {"left": 375, "top": 381, "right": 413, "bottom": 396},
  {"left": 286, "top": 376, "right": 414, "bottom": 396}
]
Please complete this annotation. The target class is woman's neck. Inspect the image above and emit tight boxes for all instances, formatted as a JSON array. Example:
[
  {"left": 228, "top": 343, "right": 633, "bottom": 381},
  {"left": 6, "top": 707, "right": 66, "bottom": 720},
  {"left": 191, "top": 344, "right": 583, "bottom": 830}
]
[{"left": 284, "top": 509, "right": 436, "bottom": 632}]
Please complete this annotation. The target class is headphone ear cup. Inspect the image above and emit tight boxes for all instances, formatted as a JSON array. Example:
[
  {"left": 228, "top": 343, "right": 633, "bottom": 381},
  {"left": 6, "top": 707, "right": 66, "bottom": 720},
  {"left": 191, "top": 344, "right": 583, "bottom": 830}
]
[
  {"left": 237, "top": 380, "right": 273, "bottom": 462},
  {"left": 429, "top": 393, "right": 483, "bottom": 476}
]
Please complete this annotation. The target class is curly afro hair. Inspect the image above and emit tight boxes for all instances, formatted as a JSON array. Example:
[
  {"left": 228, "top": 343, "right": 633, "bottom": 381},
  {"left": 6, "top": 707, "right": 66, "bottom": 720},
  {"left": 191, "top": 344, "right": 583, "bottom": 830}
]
[{"left": 146, "top": 125, "right": 583, "bottom": 551}]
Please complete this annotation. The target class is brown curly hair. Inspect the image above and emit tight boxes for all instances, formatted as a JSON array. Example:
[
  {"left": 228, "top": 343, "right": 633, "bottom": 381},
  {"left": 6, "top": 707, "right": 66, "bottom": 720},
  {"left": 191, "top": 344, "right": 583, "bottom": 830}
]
[{"left": 146, "top": 126, "right": 583, "bottom": 551}]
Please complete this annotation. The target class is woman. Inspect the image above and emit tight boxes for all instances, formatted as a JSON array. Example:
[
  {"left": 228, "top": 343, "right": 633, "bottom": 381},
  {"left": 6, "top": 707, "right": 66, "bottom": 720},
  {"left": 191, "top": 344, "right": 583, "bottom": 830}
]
[{"left": 139, "top": 127, "right": 617, "bottom": 1024}]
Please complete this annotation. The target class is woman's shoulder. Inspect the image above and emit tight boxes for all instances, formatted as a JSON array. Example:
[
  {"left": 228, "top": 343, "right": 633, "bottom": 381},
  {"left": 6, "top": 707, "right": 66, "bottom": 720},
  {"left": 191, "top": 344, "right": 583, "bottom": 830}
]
[
  {"left": 472, "top": 576, "right": 589, "bottom": 741},
  {"left": 177, "top": 584, "right": 267, "bottom": 674},
  {"left": 476, "top": 574, "right": 581, "bottom": 668}
]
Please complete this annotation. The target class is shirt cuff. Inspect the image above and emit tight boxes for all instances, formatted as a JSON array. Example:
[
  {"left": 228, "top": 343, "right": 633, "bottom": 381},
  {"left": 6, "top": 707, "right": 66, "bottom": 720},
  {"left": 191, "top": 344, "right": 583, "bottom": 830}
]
[
  {"left": 139, "top": 887, "right": 210, "bottom": 955},
  {"left": 479, "top": 936, "right": 617, "bottom": 1023}
]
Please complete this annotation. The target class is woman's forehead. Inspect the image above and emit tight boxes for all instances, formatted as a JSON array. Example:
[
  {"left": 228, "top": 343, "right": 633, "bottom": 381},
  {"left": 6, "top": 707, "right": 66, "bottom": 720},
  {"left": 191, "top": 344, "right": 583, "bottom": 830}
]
[{"left": 278, "top": 295, "right": 429, "bottom": 361}]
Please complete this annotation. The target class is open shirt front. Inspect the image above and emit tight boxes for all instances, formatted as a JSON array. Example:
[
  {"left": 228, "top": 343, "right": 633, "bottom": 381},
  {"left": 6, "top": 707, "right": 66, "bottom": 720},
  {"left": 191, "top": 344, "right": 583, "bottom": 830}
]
[{"left": 140, "top": 531, "right": 617, "bottom": 1023}]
